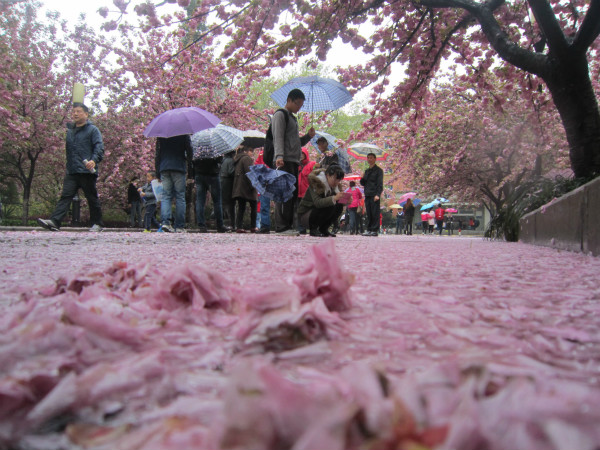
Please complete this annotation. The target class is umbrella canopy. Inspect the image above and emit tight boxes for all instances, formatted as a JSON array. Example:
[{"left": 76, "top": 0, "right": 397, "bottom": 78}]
[
  {"left": 191, "top": 124, "right": 243, "bottom": 159},
  {"left": 445, "top": 208, "right": 458, "bottom": 213},
  {"left": 242, "top": 129, "right": 266, "bottom": 149},
  {"left": 388, "top": 204, "right": 403, "bottom": 209},
  {"left": 144, "top": 107, "right": 221, "bottom": 138},
  {"left": 400, "top": 198, "right": 420, "bottom": 207},
  {"left": 347, "top": 143, "right": 389, "bottom": 161},
  {"left": 344, "top": 174, "right": 362, "bottom": 182},
  {"left": 398, "top": 192, "right": 417, "bottom": 203},
  {"left": 270, "top": 76, "right": 353, "bottom": 113},
  {"left": 246, "top": 165, "right": 297, "bottom": 203},
  {"left": 310, "top": 131, "right": 339, "bottom": 151}
]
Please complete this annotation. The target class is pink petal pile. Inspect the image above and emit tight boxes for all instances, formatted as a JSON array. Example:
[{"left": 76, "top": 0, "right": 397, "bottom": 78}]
[{"left": 1, "top": 231, "right": 600, "bottom": 450}]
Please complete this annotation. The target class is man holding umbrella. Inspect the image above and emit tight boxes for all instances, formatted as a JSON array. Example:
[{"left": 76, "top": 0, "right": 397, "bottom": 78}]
[
  {"left": 155, "top": 135, "right": 193, "bottom": 232},
  {"left": 271, "top": 89, "right": 316, "bottom": 233}
]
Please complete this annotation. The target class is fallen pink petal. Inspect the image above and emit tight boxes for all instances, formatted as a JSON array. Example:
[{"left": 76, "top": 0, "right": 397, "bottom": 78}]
[{"left": 1, "top": 231, "right": 600, "bottom": 450}]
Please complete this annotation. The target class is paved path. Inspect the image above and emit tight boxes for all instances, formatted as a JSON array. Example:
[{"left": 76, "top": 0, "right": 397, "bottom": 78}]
[{"left": 1, "top": 230, "right": 599, "bottom": 449}]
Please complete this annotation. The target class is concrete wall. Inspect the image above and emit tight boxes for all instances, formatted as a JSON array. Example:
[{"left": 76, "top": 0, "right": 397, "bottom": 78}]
[{"left": 519, "top": 177, "right": 600, "bottom": 256}]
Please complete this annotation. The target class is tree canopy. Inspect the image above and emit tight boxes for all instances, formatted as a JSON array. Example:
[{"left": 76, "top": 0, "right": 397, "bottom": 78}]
[{"left": 116, "top": 0, "right": 600, "bottom": 179}]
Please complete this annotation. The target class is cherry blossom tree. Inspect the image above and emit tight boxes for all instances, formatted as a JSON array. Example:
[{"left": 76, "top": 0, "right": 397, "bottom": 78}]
[
  {"left": 0, "top": 2, "right": 85, "bottom": 223},
  {"left": 112, "top": 0, "right": 600, "bottom": 179},
  {"left": 396, "top": 75, "right": 569, "bottom": 218}
]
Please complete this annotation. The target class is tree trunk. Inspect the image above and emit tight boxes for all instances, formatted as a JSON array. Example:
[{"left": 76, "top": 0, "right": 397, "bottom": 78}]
[
  {"left": 543, "top": 53, "right": 600, "bottom": 179},
  {"left": 21, "top": 183, "right": 31, "bottom": 225}
]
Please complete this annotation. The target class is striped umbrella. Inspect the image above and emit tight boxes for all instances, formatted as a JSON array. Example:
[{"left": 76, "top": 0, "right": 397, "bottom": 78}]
[{"left": 191, "top": 124, "right": 243, "bottom": 159}]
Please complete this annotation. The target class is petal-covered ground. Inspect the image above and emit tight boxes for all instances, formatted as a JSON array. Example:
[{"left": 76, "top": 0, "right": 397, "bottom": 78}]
[{"left": 1, "top": 231, "right": 600, "bottom": 450}]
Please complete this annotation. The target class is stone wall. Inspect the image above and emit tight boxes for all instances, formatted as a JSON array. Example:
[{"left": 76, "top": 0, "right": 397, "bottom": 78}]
[{"left": 519, "top": 177, "right": 600, "bottom": 256}]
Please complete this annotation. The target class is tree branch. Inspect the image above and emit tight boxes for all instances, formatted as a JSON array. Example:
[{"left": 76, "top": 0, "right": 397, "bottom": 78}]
[
  {"left": 572, "top": 0, "right": 600, "bottom": 52},
  {"left": 527, "top": 0, "right": 570, "bottom": 55}
]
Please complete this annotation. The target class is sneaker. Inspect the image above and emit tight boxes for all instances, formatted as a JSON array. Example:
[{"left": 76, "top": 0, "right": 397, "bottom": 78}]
[
  {"left": 37, "top": 218, "right": 59, "bottom": 231},
  {"left": 309, "top": 229, "right": 324, "bottom": 237},
  {"left": 258, "top": 227, "right": 270, "bottom": 234},
  {"left": 236, "top": 228, "right": 248, "bottom": 233},
  {"left": 89, "top": 224, "right": 104, "bottom": 232},
  {"left": 143, "top": 229, "right": 152, "bottom": 233},
  {"left": 175, "top": 228, "right": 187, "bottom": 233},
  {"left": 217, "top": 226, "right": 231, "bottom": 233},
  {"left": 160, "top": 224, "right": 174, "bottom": 233},
  {"left": 198, "top": 226, "right": 208, "bottom": 233}
]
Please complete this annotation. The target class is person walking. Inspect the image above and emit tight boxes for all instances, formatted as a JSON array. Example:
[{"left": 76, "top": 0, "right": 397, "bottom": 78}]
[
  {"left": 360, "top": 153, "right": 384, "bottom": 237},
  {"left": 127, "top": 176, "right": 142, "bottom": 227},
  {"left": 434, "top": 203, "right": 446, "bottom": 235},
  {"left": 139, "top": 171, "right": 160, "bottom": 232},
  {"left": 193, "top": 154, "right": 228, "bottom": 233},
  {"left": 346, "top": 181, "right": 363, "bottom": 235},
  {"left": 297, "top": 147, "right": 317, "bottom": 234},
  {"left": 395, "top": 208, "right": 404, "bottom": 234},
  {"left": 271, "top": 88, "right": 315, "bottom": 233},
  {"left": 220, "top": 150, "right": 236, "bottom": 229},
  {"left": 428, "top": 209, "right": 436, "bottom": 234},
  {"left": 232, "top": 146, "right": 258, "bottom": 233},
  {"left": 421, "top": 210, "right": 429, "bottom": 234},
  {"left": 37, "top": 103, "right": 105, "bottom": 232},
  {"left": 254, "top": 150, "right": 272, "bottom": 234},
  {"left": 403, "top": 198, "right": 415, "bottom": 235},
  {"left": 155, "top": 134, "right": 192, "bottom": 233}
]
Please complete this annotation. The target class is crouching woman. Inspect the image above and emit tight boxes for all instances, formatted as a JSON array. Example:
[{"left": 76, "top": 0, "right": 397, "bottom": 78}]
[{"left": 297, "top": 164, "right": 345, "bottom": 237}]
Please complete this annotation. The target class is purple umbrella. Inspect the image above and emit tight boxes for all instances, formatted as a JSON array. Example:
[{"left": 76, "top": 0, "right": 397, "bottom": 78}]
[{"left": 143, "top": 107, "right": 221, "bottom": 138}]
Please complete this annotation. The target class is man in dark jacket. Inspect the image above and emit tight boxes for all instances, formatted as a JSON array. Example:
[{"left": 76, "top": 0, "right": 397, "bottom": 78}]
[
  {"left": 360, "top": 152, "right": 384, "bottom": 236},
  {"left": 155, "top": 134, "right": 192, "bottom": 232},
  {"left": 37, "top": 103, "right": 105, "bottom": 232},
  {"left": 194, "top": 153, "right": 228, "bottom": 233}
]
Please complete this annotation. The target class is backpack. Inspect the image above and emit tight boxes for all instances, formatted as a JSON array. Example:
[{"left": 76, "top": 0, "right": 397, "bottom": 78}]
[{"left": 263, "top": 108, "right": 289, "bottom": 169}]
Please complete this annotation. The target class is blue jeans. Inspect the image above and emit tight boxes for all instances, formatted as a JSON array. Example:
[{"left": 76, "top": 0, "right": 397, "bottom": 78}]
[
  {"left": 259, "top": 194, "right": 271, "bottom": 229},
  {"left": 195, "top": 174, "right": 223, "bottom": 228},
  {"left": 160, "top": 170, "right": 186, "bottom": 229},
  {"left": 144, "top": 203, "right": 160, "bottom": 230},
  {"left": 348, "top": 207, "right": 358, "bottom": 233}
]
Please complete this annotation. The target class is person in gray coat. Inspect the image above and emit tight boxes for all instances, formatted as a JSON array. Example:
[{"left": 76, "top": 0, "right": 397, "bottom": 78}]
[
  {"left": 271, "top": 88, "right": 315, "bottom": 232},
  {"left": 37, "top": 103, "right": 105, "bottom": 232}
]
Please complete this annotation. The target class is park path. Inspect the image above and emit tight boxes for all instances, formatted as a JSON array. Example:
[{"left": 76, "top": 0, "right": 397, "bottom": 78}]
[{"left": 1, "top": 230, "right": 600, "bottom": 449}]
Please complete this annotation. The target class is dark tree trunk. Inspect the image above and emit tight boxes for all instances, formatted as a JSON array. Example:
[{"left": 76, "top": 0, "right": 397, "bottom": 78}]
[{"left": 543, "top": 53, "right": 600, "bottom": 179}]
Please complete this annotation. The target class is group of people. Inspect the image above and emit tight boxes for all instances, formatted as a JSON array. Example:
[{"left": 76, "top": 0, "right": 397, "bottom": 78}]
[
  {"left": 420, "top": 205, "right": 454, "bottom": 235},
  {"left": 36, "top": 90, "right": 389, "bottom": 237}
]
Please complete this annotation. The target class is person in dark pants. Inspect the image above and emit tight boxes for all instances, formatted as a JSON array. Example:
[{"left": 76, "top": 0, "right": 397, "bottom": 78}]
[
  {"left": 232, "top": 146, "right": 258, "bottom": 233},
  {"left": 193, "top": 155, "right": 228, "bottom": 233},
  {"left": 297, "top": 165, "right": 345, "bottom": 237},
  {"left": 220, "top": 150, "right": 236, "bottom": 229},
  {"left": 127, "top": 176, "right": 142, "bottom": 227},
  {"left": 37, "top": 103, "right": 105, "bottom": 232},
  {"left": 139, "top": 171, "right": 160, "bottom": 231},
  {"left": 360, "top": 153, "right": 384, "bottom": 237},
  {"left": 271, "top": 89, "right": 315, "bottom": 233},
  {"left": 156, "top": 134, "right": 193, "bottom": 233}
]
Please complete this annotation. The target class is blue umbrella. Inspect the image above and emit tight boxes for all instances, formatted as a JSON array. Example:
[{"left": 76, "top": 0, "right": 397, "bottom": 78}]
[
  {"left": 191, "top": 124, "right": 244, "bottom": 159},
  {"left": 400, "top": 198, "right": 421, "bottom": 207},
  {"left": 310, "top": 130, "right": 339, "bottom": 151},
  {"left": 246, "top": 165, "right": 296, "bottom": 203},
  {"left": 144, "top": 107, "right": 221, "bottom": 138},
  {"left": 270, "top": 76, "right": 353, "bottom": 113}
]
